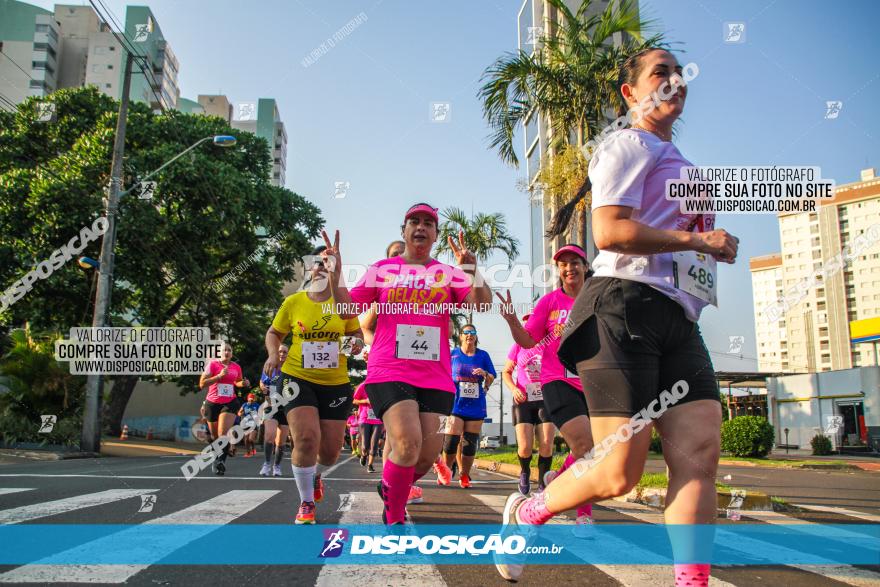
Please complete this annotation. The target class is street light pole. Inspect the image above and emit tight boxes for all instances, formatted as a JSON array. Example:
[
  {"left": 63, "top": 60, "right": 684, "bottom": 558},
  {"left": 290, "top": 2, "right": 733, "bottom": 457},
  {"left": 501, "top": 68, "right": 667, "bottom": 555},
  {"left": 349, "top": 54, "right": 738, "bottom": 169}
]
[{"left": 81, "top": 51, "right": 133, "bottom": 453}]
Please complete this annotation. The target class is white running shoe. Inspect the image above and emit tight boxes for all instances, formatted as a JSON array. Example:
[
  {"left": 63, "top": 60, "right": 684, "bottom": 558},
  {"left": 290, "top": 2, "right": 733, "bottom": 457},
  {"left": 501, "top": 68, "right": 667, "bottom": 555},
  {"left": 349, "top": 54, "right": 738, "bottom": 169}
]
[
  {"left": 494, "top": 493, "right": 528, "bottom": 582},
  {"left": 273, "top": 464, "right": 282, "bottom": 477},
  {"left": 572, "top": 514, "right": 594, "bottom": 539},
  {"left": 259, "top": 463, "right": 272, "bottom": 477}
]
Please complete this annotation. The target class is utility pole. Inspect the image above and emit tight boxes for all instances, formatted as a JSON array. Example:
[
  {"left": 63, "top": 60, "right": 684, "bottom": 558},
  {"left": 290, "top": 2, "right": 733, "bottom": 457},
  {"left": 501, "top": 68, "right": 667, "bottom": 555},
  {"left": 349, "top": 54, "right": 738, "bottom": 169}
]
[
  {"left": 499, "top": 375, "right": 504, "bottom": 446},
  {"left": 81, "top": 51, "right": 134, "bottom": 453}
]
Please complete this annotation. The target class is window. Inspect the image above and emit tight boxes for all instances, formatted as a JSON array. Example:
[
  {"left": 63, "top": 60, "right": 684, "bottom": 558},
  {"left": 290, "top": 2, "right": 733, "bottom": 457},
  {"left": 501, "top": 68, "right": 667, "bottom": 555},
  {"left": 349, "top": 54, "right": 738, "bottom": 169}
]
[
  {"left": 109, "top": 46, "right": 115, "bottom": 51},
  {"left": 35, "top": 24, "right": 48, "bottom": 32},
  {"left": 107, "top": 64, "right": 113, "bottom": 69},
  {"left": 105, "top": 83, "right": 112, "bottom": 88},
  {"left": 33, "top": 42, "right": 56, "bottom": 59},
  {"left": 28, "top": 79, "right": 48, "bottom": 89}
]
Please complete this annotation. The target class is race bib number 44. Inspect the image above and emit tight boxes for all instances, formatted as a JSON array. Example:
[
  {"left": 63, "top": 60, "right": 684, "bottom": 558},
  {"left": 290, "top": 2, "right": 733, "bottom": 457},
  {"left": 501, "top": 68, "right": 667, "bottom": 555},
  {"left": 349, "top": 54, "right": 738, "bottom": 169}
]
[
  {"left": 395, "top": 324, "right": 440, "bottom": 361},
  {"left": 302, "top": 341, "right": 339, "bottom": 369},
  {"left": 672, "top": 251, "right": 718, "bottom": 306}
]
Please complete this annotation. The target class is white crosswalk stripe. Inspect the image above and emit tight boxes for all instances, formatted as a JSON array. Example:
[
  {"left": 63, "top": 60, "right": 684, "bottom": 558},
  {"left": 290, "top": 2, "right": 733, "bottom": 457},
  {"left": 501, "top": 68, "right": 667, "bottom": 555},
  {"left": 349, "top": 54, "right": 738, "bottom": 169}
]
[
  {"left": 315, "top": 490, "right": 447, "bottom": 587},
  {"left": 793, "top": 504, "right": 880, "bottom": 523},
  {"left": 0, "top": 489, "right": 279, "bottom": 584},
  {"left": 602, "top": 500, "right": 880, "bottom": 587},
  {"left": 0, "top": 489, "right": 157, "bottom": 525},
  {"left": 470, "top": 493, "right": 735, "bottom": 586},
  {"left": 0, "top": 489, "right": 34, "bottom": 497}
]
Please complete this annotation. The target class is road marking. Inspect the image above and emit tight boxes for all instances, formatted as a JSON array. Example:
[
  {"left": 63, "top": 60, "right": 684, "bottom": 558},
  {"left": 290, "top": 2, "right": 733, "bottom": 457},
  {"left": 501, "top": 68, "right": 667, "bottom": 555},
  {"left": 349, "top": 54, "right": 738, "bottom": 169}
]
[
  {"left": 0, "top": 474, "right": 290, "bottom": 480},
  {"left": 603, "top": 501, "right": 880, "bottom": 587},
  {"left": 0, "top": 489, "right": 34, "bottom": 497},
  {"left": 0, "top": 489, "right": 279, "bottom": 584},
  {"left": 315, "top": 491, "right": 446, "bottom": 587},
  {"left": 745, "top": 510, "right": 876, "bottom": 542},
  {"left": 337, "top": 493, "right": 355, "bottom": 512},
  {"left": 322, "top": 455, "right": 356, "bottom": 479},
  {"left": 470, "top": 494, "right": 737, "bottom": 587},
  {"left": 793, "top": 504, "right": 880, "bottom": 523},
  {"left": 0, "top": 489, "right": 157, "bottom": 525}
]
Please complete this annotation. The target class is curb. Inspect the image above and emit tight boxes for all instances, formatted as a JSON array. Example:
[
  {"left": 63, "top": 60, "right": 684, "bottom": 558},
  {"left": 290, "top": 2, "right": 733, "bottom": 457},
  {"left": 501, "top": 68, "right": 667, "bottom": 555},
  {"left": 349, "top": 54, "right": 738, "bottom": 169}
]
[
  {"left": 101, "top": 441, "right": 201, "bottom": 456},
  {"left": 474, "top": 458, "right": 543, "bottom": 483},
  {"left": 719, "top": 458, "right": 860, "bottom": 471},
  {"left": 0, "top": 448, "right": 100, "bottom": 461}
]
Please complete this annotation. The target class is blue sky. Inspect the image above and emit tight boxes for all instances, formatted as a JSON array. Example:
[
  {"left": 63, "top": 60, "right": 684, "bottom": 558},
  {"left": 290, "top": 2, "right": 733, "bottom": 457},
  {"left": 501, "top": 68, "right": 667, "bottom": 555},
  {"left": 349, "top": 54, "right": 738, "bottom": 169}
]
[{"left": 30, "top": 0, "right": 880, "bottom": 380}]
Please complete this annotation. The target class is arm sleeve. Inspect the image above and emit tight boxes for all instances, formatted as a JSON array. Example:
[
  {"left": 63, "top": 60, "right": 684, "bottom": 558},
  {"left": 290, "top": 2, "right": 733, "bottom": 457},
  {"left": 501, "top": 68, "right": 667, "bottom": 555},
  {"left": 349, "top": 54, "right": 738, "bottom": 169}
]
[
  {"left": 270, "top": 297, "right": 293, "bottom": 336},
  {"left": 589, "top": 131, "right": 655, "bottom": 211},
  {"left": 449, "top": 265, "right": 472, "bottom": 303},
  {"left": 350, "top": 264, "right": 380, "bottom": 305},
  {"left": 483, "top": 351, "right": 497, "bottom": 377},
  {"left": 523, "top": 295, "right": 549, "bottom": 341}
]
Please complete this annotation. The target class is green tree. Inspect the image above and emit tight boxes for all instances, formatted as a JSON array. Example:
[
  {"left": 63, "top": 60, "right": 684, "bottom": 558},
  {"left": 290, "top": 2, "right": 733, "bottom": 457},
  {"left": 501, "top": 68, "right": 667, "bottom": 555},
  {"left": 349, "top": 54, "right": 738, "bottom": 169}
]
[
  {"left": 433, "top": 206, "right": 520, "bottom": 325},
  {"left": 478, "top": 0, "right": 659, "bottom": 244},
  {"left": 0, "top": 326, "right": 86, "bottom": 447},
  {"left": 0, "top": 87, "right": 323, "bottom": 435}
]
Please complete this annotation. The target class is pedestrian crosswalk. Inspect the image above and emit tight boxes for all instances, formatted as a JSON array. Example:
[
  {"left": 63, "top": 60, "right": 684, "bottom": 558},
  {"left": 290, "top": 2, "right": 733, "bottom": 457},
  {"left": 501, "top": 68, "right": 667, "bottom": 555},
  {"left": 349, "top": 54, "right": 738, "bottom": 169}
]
[{"left": 0, "top": 485, "right": 877, "bottom": 586}]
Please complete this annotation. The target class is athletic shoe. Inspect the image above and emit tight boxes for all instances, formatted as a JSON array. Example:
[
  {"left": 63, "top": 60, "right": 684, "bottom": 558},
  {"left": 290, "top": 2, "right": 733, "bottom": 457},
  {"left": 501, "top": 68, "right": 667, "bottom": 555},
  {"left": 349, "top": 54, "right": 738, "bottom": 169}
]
[
  {"left": 273, "top": 464, "right": 282, "bottom": 477},
  {"left": 459, "top": 473, "right": 471, "bottom": 489},
  {"left": 295, "top": 501, "right": 316, "bottom": 524},
  {"left": 434, "top": 460, "right": 451, "bottom": 486},
  {"left": 314, "top": 474, "right": 325, "bottom": 503},
  {"left": 518, "top": 472, "right": 530, "bottom": 496},
  {"left": 213, "top": 461, "right": 225, "bottom": 476},
  {"left": 360, "top": 455, "right": 367, "bottom": 467},
  {"left": 259, "top": 463, "right": 272, "bottom": 477},
  {"left": 244, "top": 451, "right": 253, "bottom": 458},
  {"left": 494, "top": 493, "right": 528, "bottom": 581},
  {"left": 407, "top": 485, "right": 423, "bottom": 505},
  {"left": 368, "top": 464, "right": 376, "bottom": 473},
  {"left": 543, "top": 469, "right": 558, "bottom": 487},
  {"left": 572, "top": 514, "right": 594, "bottom": 539}
]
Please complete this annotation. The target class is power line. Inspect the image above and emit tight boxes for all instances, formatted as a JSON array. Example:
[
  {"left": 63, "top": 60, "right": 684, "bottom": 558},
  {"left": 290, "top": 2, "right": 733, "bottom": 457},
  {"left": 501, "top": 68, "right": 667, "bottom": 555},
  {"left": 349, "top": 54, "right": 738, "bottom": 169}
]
[{"left": 0, "top": 51, "right": 35, "bottom": 82}]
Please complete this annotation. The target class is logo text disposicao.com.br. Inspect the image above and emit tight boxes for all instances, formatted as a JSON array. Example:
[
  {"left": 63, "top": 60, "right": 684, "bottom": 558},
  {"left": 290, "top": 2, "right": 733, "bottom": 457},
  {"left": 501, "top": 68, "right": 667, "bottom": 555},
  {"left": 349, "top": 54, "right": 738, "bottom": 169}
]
[{"left": 342, "top": 533, "right": 563, "bottom": 556}]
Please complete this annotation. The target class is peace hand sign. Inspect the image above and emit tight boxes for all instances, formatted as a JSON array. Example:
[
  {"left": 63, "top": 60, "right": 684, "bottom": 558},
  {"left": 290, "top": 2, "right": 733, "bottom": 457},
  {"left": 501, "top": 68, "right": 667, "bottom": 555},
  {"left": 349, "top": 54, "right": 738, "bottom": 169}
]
[
  {"left": 494, "top": 290, "right": 518, "bottom": 323},
  {"left": 320, "top": 229, "right": 342, "bottom": 275},
  {"left": 447, "top": 229, "right": 476, "bottom": 270}
]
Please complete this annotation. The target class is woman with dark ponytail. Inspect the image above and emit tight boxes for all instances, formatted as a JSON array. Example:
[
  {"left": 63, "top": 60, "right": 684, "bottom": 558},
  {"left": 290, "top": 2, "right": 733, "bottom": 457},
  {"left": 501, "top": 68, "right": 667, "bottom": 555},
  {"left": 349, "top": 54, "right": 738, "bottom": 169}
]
[{"left": 495, "top": 48, "right": 738, "bottom": 587}]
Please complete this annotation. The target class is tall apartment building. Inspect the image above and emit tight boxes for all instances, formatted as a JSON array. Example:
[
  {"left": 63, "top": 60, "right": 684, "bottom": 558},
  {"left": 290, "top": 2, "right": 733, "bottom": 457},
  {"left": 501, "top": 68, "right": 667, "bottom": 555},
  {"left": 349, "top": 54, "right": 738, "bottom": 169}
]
[
  {"left": 751, "top": 168, "right": 880, "bottom": 373},
  {"left": 0, "top": 1, "right": 61, "bottom": 103},
  {"left": 517, "top": 0, "right": 636, "bottom": 297},
  {"left": 0, "top": 1, "right": 179, "bottom": 110},
  {"left": 230, "top": 98, "right": 287, "bottom": 187}
]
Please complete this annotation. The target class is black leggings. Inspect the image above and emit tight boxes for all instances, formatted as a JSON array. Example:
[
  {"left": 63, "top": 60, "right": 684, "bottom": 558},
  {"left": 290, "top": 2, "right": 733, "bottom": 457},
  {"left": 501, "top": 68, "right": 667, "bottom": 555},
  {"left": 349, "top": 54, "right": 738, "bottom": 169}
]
[{"left": 361, "top": 423, "right": 383, "bottom": 457}]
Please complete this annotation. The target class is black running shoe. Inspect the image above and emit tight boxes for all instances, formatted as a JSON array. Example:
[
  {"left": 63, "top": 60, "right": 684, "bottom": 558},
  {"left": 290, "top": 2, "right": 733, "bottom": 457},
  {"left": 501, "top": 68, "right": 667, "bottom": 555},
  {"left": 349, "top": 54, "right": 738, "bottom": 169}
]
[{"left": 214, "top": 461, "right": 225, "bottom": 476}]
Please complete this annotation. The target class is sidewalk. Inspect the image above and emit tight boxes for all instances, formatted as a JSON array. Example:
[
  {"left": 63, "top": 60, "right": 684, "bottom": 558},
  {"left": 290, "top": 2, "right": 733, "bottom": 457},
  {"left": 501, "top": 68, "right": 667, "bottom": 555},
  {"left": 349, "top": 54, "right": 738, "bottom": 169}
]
[{"left": 100, "top": 437, "right": 204, "bottom": 457}]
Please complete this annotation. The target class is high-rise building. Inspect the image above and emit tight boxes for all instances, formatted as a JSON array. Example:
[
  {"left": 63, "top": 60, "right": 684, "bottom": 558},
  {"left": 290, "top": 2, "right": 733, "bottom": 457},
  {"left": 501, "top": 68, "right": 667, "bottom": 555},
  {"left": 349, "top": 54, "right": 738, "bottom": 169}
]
[
  {"left": 230, "top": 98, "right": 287, "bottom": 187},
  {"left": 751, "top": 167, "right": 880, "bottom": 373},
  {"left": 517, "top": 0, "right": 637, "bottom": 298},
  {"left": 0, "top": 1, "right": 179, "bottom": 110},
  {"left": 0, "top": 0, "right": 61, "bottom": 103}
]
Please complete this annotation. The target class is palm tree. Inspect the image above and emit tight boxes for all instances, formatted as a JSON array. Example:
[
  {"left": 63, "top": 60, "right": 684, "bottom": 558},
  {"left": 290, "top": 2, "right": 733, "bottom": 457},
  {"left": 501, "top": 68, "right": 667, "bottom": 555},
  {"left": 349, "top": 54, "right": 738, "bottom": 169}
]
[
  {"left": 478, "top": 0, "right": 662, "bottom": 243},
  {"left": 434, "top": 206, "right": 521, "bottom": 326}
]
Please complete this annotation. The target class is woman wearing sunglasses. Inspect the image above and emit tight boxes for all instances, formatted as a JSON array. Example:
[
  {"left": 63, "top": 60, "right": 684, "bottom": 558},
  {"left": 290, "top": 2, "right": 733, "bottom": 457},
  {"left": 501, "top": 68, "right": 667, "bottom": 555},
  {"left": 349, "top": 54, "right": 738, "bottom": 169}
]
[{"left": 439, "top": 324, "right": 496, "bottom": 488}]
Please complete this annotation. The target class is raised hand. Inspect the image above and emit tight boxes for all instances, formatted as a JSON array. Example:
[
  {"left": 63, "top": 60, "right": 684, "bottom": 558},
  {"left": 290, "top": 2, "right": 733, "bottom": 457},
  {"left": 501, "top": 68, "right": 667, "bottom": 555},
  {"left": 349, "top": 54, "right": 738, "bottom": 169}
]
[
  {"left": 448, "top": 229, "right": 476, "bottom": 271},
  {"left": 494, "top": 290, "right": 518, "bottom": 323},
  {"left": 321, "top": 229, "right": 342, "bottom": 275}
]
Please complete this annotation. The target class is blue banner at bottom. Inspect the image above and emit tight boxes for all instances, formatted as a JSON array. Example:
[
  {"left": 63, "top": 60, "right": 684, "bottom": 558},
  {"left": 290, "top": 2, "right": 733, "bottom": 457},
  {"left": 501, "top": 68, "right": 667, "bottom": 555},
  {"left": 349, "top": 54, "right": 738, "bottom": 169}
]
[{"left": 0, "top": 524, "right": 877, "bottom": 565}]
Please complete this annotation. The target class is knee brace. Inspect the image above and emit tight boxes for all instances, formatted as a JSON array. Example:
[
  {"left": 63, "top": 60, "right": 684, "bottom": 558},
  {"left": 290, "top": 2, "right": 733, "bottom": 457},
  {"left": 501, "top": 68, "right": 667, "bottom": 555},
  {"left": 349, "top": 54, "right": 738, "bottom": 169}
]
[
  {"left": 461, "top": 432, "right": 480, "bottom": 456},
  {"left": 442, "top": 433, "right": 460, "bottom": 454}
]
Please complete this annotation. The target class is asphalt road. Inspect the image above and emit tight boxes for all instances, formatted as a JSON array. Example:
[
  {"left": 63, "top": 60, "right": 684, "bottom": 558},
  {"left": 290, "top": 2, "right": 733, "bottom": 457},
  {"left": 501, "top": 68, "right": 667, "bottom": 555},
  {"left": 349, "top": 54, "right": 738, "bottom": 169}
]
[{"left": 0, "top": 450, "right": 877, "bottom": 586}]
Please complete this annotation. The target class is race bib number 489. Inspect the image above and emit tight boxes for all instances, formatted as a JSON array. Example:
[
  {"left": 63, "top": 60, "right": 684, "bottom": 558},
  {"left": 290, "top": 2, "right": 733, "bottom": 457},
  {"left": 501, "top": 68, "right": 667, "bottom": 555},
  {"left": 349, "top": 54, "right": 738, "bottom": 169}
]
[{"left": 672, "top": 251, "right": 718, "bottom": 306}]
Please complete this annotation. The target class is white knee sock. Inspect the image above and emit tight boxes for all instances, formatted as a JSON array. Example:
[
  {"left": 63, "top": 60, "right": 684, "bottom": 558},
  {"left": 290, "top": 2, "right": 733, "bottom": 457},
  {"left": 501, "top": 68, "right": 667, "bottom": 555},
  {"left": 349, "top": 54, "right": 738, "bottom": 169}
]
[{"left": 292, "top": 465, "right": 316, "bottom": 502}]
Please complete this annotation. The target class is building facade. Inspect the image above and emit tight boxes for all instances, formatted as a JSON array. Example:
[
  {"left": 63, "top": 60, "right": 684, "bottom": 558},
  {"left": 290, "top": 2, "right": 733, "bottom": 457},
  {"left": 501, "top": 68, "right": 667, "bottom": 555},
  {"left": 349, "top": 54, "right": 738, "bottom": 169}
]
[
  {"left": 751, "top": 168, "right": 880, "bottom": 374},
  {"left": 767, "top": 367, "right": 879, "bottom": 453},
  {"left": 0, "top": 1, "right": 179, "bottom": 110},
  {"left": 230, "top": 98, "right": 287, "bottom": 187}
]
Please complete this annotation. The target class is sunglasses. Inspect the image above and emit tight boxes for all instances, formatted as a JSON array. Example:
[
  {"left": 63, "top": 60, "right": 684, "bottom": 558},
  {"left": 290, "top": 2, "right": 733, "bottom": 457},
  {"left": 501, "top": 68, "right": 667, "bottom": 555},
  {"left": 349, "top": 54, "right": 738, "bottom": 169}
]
[{"left": 462, "top": 330, "right": 477, "bottom": 335}]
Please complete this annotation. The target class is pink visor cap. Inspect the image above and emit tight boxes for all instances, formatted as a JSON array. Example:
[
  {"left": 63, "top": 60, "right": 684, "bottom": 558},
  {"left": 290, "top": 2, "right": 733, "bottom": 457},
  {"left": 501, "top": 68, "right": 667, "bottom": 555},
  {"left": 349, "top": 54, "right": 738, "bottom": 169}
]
[
  {"left": 404, "top": 203, "right": 439, "bottom": 223},
  {"left": 553, "top": 244, "right": 587, "bottom": 262}
]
